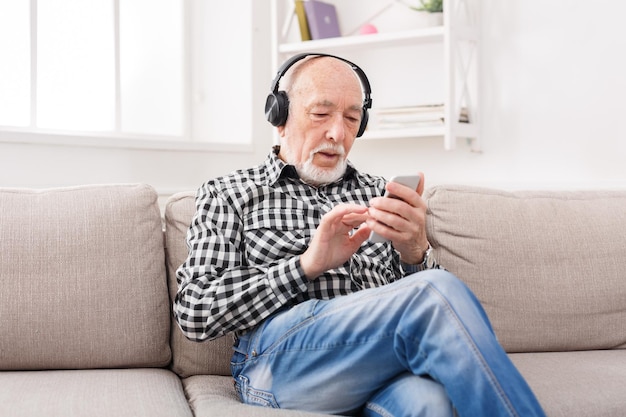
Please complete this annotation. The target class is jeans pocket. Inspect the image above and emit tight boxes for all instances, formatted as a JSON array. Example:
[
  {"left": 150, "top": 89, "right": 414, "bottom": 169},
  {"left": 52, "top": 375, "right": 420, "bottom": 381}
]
[
  {"left": 230, "top": 350, "right": 247, "bottom": 378},
  {"left": 235, "top": 375, "right": 279, "bottom": 408}
]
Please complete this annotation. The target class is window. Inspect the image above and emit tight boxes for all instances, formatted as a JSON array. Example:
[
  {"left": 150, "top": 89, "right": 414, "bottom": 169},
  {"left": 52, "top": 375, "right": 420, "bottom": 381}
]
[
  {"left": 0, "top": 1, "right": 30, "bottom": 127},
  {"left": 0, "top": 0, "right": 198, "bottom": 145}
]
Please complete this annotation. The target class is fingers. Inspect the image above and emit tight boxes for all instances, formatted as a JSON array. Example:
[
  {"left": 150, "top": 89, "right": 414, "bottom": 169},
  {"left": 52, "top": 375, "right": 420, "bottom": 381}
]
[
  {"left": 351, "top": 221, "right": 373, "bottom": 243},
  {"left": 416, "top": 172, "right": 425, "bottom": 196},
  {"left": 341, "top": 212, "right": 369, "bottom": 228},
  {"left": 366, "top": 205, "right": 420, "bottom": 242},
  {"left": 367, "top": 178, "right": 428, "bottom": 258},
  {"left": 301, "top": 204, "right": 370, "bottom": 280},
  {"left": 368, "top": 193, "right": 424, "bottom": 227},
  {"left": 324, "top": 203, "right": 369, "bottom": 219},
  {"left": 321, "top": 203, "right": 367, "bottom": 224}
]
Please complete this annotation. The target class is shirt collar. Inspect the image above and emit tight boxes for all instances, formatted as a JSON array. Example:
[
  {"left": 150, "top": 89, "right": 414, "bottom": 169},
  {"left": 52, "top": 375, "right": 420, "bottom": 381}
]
[{"left": 264, "top": 148, "right": 358, "bottom": 187}]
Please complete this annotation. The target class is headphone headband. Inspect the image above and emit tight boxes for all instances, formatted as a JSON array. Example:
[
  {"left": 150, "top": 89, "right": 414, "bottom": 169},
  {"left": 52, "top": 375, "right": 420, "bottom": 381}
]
[{"left": 265, "top": 52, "right": 372, "bottom": 137}]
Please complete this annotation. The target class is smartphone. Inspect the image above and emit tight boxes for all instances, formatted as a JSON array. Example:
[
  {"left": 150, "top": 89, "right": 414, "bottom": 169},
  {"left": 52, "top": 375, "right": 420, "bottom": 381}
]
[{"left": 369, "top": 175, "right": 421, "bottom": 244}]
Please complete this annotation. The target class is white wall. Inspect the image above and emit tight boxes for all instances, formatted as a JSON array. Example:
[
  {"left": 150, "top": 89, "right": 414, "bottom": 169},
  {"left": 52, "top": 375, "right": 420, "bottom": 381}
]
[
  {"left": 1, "top": 0, "right": 625, "bottom": 199},
  {"left": 351, "top": 0, "right": 626, "bottom": 190}
]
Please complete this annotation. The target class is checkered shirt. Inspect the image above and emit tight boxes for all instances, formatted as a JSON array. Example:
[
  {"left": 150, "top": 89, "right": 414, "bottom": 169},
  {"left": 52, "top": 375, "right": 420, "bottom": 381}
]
[{"left": 174, "top": 151, "right": 414, "bottom": 341}]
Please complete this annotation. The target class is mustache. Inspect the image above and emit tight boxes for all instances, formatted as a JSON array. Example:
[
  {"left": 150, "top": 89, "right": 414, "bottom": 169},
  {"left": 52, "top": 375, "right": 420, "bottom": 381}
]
[{"left": 310, "top": 143, "right": 345, "bottom": 157}]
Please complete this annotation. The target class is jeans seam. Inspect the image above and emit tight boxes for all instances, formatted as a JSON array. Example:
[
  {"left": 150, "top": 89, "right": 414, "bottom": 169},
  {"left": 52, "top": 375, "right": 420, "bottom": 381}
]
[
  {"left": 236, "top": 375, "right": 280, "bottom": 408},
  {"left": 364, "top": 402, "right": 394, "bottom": 417},
  {"left": 425, "top": 282, "right": 519, "bottom": 417}
]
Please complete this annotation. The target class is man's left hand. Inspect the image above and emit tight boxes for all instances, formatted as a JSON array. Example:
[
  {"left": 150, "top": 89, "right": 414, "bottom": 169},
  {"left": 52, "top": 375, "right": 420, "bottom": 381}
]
[{"left": 367, "top": 172, "right": 429, "bottom": 264}]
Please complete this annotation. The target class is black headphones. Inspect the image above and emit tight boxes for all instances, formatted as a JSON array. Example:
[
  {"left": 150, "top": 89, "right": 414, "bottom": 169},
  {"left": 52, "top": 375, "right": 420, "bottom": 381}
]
[{"left": 264, "top": 52, "right": 372, "bottom": 138}]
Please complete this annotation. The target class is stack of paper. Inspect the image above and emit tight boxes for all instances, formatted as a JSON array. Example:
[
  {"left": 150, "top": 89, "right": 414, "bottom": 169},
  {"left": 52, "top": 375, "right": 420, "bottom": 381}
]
[{"left": 371, "top": 104, "right": 469, "bottom": 130}]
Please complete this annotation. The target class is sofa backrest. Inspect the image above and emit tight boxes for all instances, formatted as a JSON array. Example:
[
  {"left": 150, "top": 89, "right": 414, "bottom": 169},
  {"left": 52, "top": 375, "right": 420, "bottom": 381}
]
[
  {"left": 425, "top": 185, "right": 626, "bottom": 353},
  {"left": 164, "top": 191, "right": 233, "bottom": 378},
  {"left": 0, "top": 184, "right": 171, "bottom": 370}
]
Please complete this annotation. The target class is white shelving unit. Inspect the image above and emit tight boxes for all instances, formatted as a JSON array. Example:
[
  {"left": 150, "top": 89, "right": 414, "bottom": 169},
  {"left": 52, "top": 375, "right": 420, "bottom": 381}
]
[
  {"left": 278, "top": 26, "right": 445, "bottom": 54},
  {"left": 270, "top": 0, "right": 481, "bottom": 151}
]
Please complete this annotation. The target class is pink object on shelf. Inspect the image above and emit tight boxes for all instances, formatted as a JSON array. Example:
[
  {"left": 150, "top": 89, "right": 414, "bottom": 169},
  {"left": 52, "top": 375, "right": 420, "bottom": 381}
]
[{"left": 359, "top": 23, "right": 378, "bottom": 35}]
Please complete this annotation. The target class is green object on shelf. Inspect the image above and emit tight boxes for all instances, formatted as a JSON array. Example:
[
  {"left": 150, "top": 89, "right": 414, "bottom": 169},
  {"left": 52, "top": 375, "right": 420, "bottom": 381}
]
[{"left": 411, "top": 0, "right": 443, "bottom": 13}]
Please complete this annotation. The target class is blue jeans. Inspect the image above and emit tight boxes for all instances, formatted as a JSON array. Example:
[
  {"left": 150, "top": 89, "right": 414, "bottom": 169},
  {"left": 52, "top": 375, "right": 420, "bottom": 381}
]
[{"left": 231, "top": 270, "right": 545, "bottom": 417}]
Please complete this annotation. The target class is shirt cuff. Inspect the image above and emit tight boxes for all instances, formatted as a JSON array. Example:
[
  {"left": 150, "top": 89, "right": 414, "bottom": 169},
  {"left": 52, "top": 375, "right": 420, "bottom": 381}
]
[{"left": 268, "top": 256, "right": 309, "bottom": 303}]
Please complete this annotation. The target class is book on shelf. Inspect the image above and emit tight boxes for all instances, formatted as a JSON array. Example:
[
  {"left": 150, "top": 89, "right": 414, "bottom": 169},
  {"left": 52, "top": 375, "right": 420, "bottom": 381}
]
[
  {"left": 303, "top": 0, "right": 341, "bottom": 40},
  {"left": 294, "top": 0, "right": 311, "bottom": 41},
  {"left": 371, "top": 104, "right": 469, "bottom": 130}
]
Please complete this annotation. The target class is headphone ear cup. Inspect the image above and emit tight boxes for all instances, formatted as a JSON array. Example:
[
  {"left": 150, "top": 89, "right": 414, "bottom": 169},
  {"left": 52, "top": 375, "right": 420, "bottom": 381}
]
[
  {"left": 357, "top": 108, "right": 369, "bottom": 138},
  {"left": 265, "top": 91, "right": 289, "bottom": 127}
]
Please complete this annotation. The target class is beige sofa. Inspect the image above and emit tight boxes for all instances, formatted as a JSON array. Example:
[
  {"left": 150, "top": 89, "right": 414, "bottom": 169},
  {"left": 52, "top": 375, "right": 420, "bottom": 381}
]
[{"left": 1, "top": 183, "right": 625, "bottom": 417}]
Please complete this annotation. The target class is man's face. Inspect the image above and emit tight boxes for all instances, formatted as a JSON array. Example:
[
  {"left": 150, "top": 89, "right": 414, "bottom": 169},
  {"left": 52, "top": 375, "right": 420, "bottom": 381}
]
[{"left": 278, "top": 59, "right": 364, "bottom": 186}]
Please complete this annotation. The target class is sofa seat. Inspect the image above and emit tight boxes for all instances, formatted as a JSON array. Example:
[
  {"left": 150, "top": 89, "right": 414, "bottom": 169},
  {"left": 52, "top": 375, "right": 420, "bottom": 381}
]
[
  {"left": 511, "top": 350, "right": 626, "bottom": 417},
  {"left": 0, "top": 368, "right": 192, "bottom": 417},
  {"left": 182, "top": 374, "right": 332, "bottom": 417}
]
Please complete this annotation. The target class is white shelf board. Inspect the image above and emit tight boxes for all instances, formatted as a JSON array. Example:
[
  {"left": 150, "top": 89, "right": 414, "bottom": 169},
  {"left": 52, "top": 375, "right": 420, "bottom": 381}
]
[
  {"left": 360, "top": 125, "right": 445, "bottom": 140},
  {"left": 278, "top": 27, "right": 445, "bottom": 55}
]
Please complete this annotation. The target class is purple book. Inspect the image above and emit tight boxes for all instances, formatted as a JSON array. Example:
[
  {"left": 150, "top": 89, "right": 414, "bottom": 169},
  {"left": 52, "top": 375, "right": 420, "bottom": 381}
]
[{"left": 304, "top": 0, "right": 341, "bottom": 40}]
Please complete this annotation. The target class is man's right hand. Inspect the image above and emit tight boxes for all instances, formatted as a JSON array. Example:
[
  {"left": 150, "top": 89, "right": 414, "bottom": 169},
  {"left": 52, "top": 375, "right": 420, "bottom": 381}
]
[{"left": 300, "top": 204, "right": 371, "bottom": 280}]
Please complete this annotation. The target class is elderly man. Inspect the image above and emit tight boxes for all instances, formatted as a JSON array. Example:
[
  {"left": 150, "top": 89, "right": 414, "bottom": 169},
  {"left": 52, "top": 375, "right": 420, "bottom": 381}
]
[{"left": 174, "top": 53, "right": 545, "bottom": 417}]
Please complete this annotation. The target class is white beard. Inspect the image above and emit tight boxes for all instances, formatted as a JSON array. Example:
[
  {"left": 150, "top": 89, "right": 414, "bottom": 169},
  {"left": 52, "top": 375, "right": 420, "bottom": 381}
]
[{"left": 282, "top": 143, "right": 347, "bottom": 187}]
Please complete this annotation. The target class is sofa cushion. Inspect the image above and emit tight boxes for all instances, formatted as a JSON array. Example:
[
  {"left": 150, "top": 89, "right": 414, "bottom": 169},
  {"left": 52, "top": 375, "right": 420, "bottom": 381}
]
[
  {"left": 510, "top": 350, "right": 626, "bottom": 417},
  {"left": 0, "top": 184, "right": 170, "bottom": 370},
  {"left": 165, "top": 191, "right": 233, "bottom": 378},
  {"left": 0, "top": 369, "right": 192, "bottom": 417},
  {"left": 425, "top": 185, "right": 626, "bottom": 352},
  {"left": 183, "top": 375, "right": 333, "bottom": 417}
]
